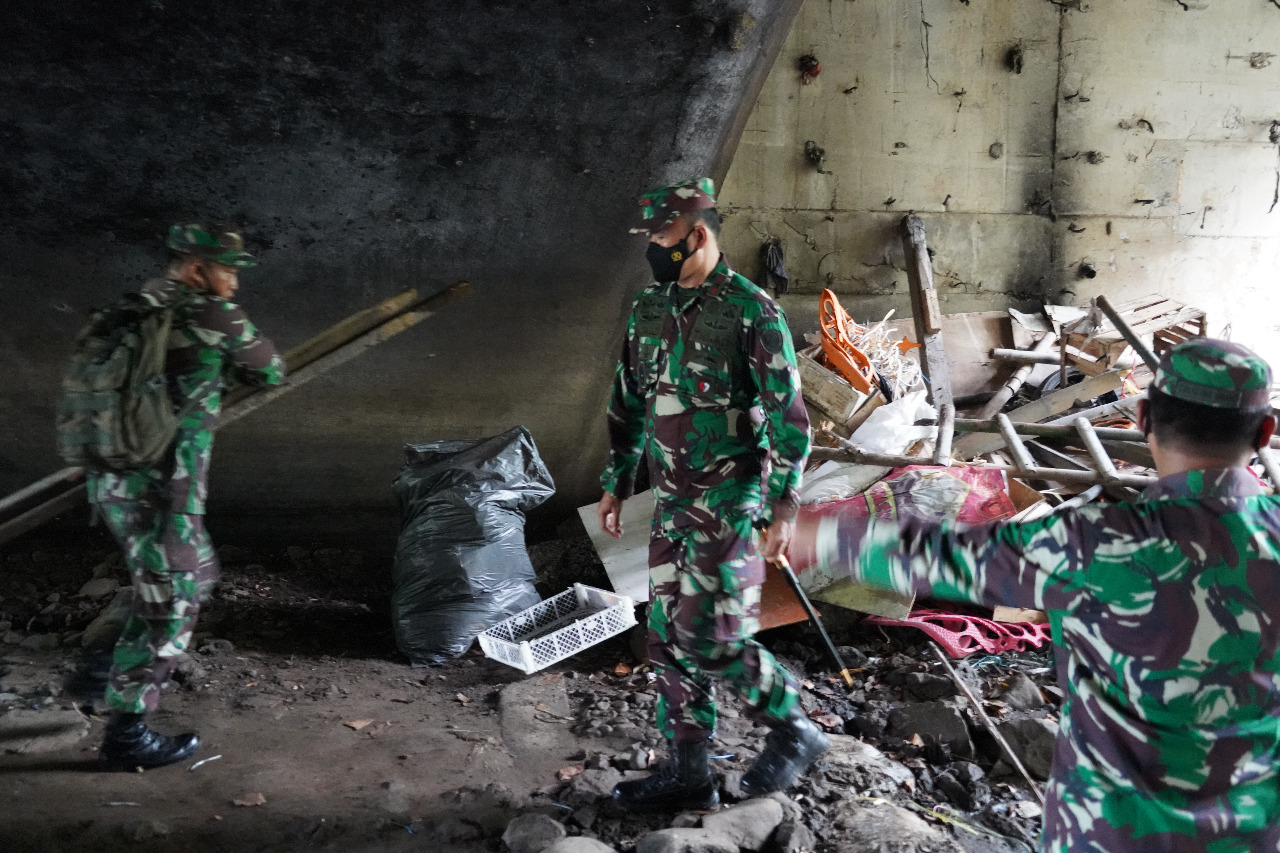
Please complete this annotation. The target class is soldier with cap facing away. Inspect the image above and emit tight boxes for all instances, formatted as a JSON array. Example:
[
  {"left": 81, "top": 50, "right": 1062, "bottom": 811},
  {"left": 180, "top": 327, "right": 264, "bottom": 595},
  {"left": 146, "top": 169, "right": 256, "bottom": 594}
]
[
  {"left": 795, "top": 337, "right": 1280, "bottom": 851},
  {"left": 598, "top": 178, "right": 827, "bottom": 811},
  {"left": 90, "top": 224, "right": 284, "bottom": 770}
]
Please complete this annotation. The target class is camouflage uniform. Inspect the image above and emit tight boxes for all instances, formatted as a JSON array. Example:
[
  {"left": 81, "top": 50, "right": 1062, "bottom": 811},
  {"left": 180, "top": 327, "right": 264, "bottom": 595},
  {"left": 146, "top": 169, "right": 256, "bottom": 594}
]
[
  {"left": 602, "top": 179, "right": 810, "bottom": 743},
  {"left": 811, "top": 339, "right": 1280, "bottom": 852},
  {"left": 89, "top": 229, "right": 283, "bottom": 715}
]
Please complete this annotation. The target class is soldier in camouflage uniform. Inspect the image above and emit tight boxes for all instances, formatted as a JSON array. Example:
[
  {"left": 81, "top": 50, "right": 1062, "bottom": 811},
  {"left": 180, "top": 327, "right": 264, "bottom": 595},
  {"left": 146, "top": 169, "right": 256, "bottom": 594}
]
[
  {"left": 799, "top": 337, "right": 1280, "bottom": 852},
  {"left": 90, "top": 224, "right": 284, "bottom": 771},
  {"left": 598, "top": 178, "right": 827, "bottom": 811}
]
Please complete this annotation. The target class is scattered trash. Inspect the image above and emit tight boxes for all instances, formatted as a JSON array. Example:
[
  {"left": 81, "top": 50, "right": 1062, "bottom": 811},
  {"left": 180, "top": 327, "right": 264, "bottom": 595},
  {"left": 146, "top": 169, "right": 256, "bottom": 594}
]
[
  {"left": 188, "top": 754, "right": 222, "bottom": 771},
  {"left": 556, "top": 764, "right": 584, "bottom": 781},
  {"left": 344, "top": 719, "right": 373, "bottom": 730},
  {"left": 232, "top": 792, "right": 266, "bottom": 807},
  {"left": 455, "top": 693, "right": 470, "bottom": 704}
]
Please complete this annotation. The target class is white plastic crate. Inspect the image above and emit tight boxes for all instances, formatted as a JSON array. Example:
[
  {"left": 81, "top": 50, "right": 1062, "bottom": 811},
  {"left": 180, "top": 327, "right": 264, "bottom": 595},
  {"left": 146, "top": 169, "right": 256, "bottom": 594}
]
[{"left": 479, "top": 583, "right": 636, "bottom": 674}]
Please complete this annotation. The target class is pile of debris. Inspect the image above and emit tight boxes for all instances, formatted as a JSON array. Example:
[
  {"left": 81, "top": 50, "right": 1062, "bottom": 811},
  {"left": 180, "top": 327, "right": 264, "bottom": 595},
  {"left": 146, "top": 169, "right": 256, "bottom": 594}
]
[{"left": 490, "top": 619, "right": 1054, "bottom": 852}]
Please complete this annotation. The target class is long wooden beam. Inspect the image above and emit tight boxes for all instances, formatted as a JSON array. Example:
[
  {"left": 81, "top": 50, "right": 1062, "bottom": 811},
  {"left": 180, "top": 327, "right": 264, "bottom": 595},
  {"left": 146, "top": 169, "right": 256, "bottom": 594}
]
[
  {"left": 900, "top": 215, "right": 953, "bottom": 411},
  {"left": 0, "top": 283, "right": 470, "bottom": 546}
]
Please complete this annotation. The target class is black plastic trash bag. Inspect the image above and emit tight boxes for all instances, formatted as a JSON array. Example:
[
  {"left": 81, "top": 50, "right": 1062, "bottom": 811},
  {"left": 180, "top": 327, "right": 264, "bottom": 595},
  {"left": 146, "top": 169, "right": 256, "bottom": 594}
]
[{"left": 391, "top": 425, "right": 554, "bottom": 666}]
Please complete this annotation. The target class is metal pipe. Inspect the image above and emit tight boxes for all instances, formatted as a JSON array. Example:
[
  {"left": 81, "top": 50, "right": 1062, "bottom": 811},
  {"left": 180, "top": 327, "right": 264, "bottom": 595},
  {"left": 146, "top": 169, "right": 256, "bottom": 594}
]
[
  {"left": 933, "top": 403, "right": 955, "bottom": 466},
  {"left": 954, "top": 418, "right": 1144, "bottom": 443},
  {"left": 813, "top": 432, "right": 1156, "bottom": 488},
  {"left": 1072, "top": 416, "right": 1118, "bottom": 482},
  {"left": 977, "top": 335, "right": 1059, "bottom": 421},
  {"left": 996, "top": 414, "right": 1037, "bottom": 471},
  {"left": 990, "top": 348, "right": 1062, "bottom": 365}
]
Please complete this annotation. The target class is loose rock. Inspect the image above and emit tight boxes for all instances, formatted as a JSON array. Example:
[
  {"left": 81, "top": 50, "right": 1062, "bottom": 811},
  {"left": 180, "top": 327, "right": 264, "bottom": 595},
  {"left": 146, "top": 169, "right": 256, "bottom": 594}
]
[
  {"left": 999, "top": 672, "right": 1046, "bottom": 711},
  {"left": 634, "top": 828, "right": 738, "bottom": 853},
  {"left": 701, "top": 798, "right": 783, "bottom": 851},
  {"left": 888, "top": 702, "right": 974, "bottom": 758},
  {"left": 543, "top": 839, "right": 617, "bottom": 853},
  {"left": 770, "top": 819, "right": 817, "bottom": 853},
  {"left": 502, "top": 813, "right": 566, "bottom": 853},
  {"left": 817, "top": 734, "right": 914, "bottom": 795},
  {"left": 998, "top": 716, "right": 1058, "bottom": 780},
  {"left": 76, "top": 578, "right": 119, "bottom": 599}
]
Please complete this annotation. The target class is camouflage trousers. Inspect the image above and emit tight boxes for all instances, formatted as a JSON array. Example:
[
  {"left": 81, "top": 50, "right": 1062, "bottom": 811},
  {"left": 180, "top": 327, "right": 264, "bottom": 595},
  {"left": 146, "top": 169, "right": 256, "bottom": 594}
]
[
  {"left": 97, "top": 493, "right": 219, "bottom": 714},
  {"left": 648, "top": 515, "right": 800, "bottom": 743}
]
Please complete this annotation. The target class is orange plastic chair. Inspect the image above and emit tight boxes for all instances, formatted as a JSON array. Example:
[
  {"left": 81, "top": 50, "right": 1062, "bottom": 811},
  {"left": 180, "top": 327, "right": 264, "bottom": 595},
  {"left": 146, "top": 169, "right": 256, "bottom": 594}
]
[{"left": 818, "top": 289, "right": 876, "bottom": 394}]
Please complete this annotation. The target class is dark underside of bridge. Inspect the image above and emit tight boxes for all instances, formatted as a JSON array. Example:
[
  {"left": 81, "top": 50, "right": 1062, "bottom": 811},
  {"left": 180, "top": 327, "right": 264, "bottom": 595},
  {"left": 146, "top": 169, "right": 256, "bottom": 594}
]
[{"left": 0, "top": 0, "right": 801, "bottom": 544}]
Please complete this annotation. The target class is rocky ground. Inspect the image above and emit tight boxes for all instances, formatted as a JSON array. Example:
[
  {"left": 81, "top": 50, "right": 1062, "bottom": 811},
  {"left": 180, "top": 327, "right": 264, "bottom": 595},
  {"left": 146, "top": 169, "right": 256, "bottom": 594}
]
[{"left": 0, "top": 526, "right": 1055, "bottom": 852}]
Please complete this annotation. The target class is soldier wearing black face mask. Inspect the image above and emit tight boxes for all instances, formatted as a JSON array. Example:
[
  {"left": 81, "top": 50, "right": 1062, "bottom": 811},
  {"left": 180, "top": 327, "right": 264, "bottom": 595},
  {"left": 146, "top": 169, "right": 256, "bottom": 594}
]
[{"left": 598, "top": 178, "right": 821, "bottom": 812}]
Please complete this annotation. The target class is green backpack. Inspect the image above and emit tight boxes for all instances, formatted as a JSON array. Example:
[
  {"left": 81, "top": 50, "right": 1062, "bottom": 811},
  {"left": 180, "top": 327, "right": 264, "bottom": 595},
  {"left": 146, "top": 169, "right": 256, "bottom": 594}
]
[{"left": 56, "top": 290, "right": 191, "bottom": 471}]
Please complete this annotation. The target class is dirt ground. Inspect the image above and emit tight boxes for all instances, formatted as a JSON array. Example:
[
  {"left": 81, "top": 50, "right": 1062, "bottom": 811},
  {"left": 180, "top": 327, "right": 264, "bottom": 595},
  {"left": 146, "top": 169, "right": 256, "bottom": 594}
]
[{"left": 0, "top": 526, "right": 1049, "bottom": 852}]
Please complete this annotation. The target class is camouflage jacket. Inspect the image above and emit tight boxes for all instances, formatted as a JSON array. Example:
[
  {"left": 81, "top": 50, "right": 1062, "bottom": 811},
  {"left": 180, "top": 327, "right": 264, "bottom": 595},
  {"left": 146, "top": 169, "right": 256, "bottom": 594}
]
[
  {"left": 89, "top": 279, "right": 285, "bottom": 513},
  {"left": 601, "top": 257, "right": 810, "bottom": 527},
  {"left": 812, "top": 467, "right": 1280, "bottom": 852}
]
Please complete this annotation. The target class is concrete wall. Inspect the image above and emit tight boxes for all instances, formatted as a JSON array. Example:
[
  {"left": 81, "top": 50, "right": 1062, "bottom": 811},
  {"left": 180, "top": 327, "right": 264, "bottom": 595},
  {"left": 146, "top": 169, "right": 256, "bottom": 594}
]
[
  {"left": 0, "top": 0, "right": 801, "bottom": 541},
  {"left": 719, "top": 0, "right": 1280, "bottom": 364}
]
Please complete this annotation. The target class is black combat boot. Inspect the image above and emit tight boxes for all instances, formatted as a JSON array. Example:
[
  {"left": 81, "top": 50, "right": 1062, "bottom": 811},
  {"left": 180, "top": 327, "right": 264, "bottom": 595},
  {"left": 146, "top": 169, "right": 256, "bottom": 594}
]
[
  {"left": 740, "top": 706, "right": 829, "bottom": 796},
  {"left": 99, "top": 713, "right": 200, "bottom": 771},
  {"left": 612, "top": 739, "right": 719, "bottom": 812}
]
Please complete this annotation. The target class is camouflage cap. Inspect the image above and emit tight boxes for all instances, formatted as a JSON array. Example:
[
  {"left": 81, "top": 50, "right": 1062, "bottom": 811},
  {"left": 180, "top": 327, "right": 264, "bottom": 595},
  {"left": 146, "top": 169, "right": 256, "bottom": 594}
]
[
  {"left": 166, "top": 223, "right": 256, "bottom": 269},
  {"left": 631, "top": 177, "right": 717, "bottom": 234},
  {"left": 1153, "top": 337, "right": 1272, "bottom": 409}
]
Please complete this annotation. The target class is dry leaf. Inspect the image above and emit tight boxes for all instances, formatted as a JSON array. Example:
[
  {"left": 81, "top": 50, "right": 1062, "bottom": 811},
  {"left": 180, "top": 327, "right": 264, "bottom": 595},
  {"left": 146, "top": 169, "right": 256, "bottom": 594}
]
[
  {"left": 811, "top": 713, "right": 843, "bottom": 730},
  {"left": 556, "top": 764, "right": 584, "bottom": 781},
  {"left": 534, "top": 703, "right": 550, "bottom": 712},
  {"left": 456, "top": 693, "right": 470, "bottom": 704},
  {"left": 344, "top": 719, "right": 373, "bottom": 730},
  {"left": 613, "top": 663, "right": 632, "bottom": 676},
  {"left": 909, "top": 733, "right": 925, "bottom": 747},
  {"left": 233, "top": 792, "right": 266, "bottom": 807}
]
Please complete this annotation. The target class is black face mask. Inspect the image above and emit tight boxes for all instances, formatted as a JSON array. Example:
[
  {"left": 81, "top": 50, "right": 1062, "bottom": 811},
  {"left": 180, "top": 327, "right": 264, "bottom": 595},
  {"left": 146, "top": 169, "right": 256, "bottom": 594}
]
[{"left": 646, "top": 233, "right": 696, "bottom": 283}]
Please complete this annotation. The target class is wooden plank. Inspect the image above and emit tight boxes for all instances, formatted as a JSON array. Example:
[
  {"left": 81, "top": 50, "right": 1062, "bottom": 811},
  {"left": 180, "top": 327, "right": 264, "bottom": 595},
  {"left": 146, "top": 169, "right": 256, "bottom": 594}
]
[
  {"left": 224, "top": 286, "right": 426, "bottom": 409},
  {"left": 993, "top": 606, "right": 1048, "bottom": 624},
  {"left": 0, "top": 484, "right": 86, "bottom": 546},
  {"left": 0, "top": 466, "right": 83, "bottom": 520},
  {"left": 1128, "top": 307, "right": 1206, "bottom": 337},
  {"left": 953, "top": 371, "right": 1124, "bottom": 458},
  {"left": 890, "top": 311, "right": 1014, "bottom": 400},
  {"left": 900, "top": 215, "right": 952, "bottom": 411},
  {"left": 0, "top": 282, "right": 471, "bottom": 547},
  {"left": 221, "top": 282, "right": 471, "bottom": 429},
  {"left": 798, "top": 353, "right": 867, "bottom": 424}
]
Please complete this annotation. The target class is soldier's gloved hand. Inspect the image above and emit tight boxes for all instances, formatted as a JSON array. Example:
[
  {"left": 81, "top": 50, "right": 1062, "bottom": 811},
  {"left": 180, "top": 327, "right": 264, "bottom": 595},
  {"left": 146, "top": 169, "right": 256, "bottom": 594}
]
[
  {"left": 761, "top": 518, "right": 795, "bottom": 563},
  {"left": 598, "top": 492, "right": 624, "bottom": 539}
]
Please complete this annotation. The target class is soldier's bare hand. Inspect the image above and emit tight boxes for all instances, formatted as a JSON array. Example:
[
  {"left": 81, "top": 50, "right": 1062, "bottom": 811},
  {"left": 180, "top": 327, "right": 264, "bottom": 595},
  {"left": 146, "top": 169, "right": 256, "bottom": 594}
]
[
  {"left": 598, "top": 492, "right": 624, "bottom": 539},
  {"left": 761, "top": 518, "right": 795, "bottom": 563}
]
